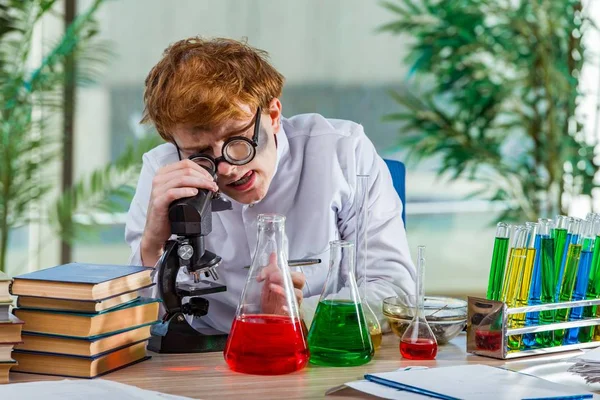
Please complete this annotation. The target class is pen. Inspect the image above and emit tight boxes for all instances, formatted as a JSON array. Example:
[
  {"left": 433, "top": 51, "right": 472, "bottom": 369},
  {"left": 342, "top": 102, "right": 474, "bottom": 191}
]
[
  {"left": 364, "top": 374, "right": 459, "bottom": 400},
  {"left": 243, "top": 258, "right": 322, "bottom": 269}
]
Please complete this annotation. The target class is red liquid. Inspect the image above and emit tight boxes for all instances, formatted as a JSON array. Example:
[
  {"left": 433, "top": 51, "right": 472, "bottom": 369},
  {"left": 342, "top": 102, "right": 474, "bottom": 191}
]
[
  {"left": 475, "top": 329, "right": 502, "bottom": 351},
  {"left": 400, "top": 338, "right": 438, "bottom": 360},
  {"left": 224, "top": 314, "right": 309, "bottom": 375}
]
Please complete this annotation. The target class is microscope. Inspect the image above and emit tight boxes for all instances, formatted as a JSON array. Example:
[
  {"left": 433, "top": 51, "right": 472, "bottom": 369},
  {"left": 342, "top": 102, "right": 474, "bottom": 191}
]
[{"left": 148, "top": 159, "right": 232, "bottom": 354}]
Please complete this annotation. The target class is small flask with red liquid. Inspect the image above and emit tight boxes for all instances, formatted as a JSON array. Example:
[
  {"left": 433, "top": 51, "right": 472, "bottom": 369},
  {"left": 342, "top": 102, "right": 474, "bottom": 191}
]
[
  {"left": 400, "top": 245, "right": 438, "bottom": 360},
  {"left": 224, "top": 214, "right": 309, "bottom": 375}
]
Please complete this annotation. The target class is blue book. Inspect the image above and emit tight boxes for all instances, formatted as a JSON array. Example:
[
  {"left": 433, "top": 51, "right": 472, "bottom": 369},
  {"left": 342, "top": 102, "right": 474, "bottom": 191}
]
[{"left": 10, "top": 263, "right": 153, "bottom": 301}]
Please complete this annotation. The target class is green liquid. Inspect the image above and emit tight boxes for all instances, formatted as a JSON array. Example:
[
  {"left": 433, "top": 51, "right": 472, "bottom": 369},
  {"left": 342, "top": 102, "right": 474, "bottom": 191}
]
[
  {"left": 553, "top": 244, "right": 583, "bottom": 345},
  {"left": 537, "top": 237, "right": 556, "bottom": 347},
  {"left": 580, "top": 235, "right": 600, "bottom": 343},
  {"left": 307, "top": 300, "right": 373, "bottom": 366},
  {"left": 487, "top": 237, "right": 510, "bottom": 301},
  {"left": 553, "top": 228, "right": 568, "bottom": 290}
]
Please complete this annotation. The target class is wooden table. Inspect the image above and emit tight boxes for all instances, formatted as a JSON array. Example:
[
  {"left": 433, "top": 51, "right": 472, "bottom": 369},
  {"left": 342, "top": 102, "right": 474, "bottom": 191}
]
[{"left": 7, "top": 333, "right": 596, "bottom": 399}]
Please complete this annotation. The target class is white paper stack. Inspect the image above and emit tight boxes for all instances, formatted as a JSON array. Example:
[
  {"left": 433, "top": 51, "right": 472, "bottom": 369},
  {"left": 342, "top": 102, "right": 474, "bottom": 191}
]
[
  {"left": 0, "top": 379, "right": 194, "bottom": 400},
  {"left": 569, "top": 346, "right": 600, "bottom": 383},
  {"left": 328, "top": 364, "right": 596, "bottom": 399}
]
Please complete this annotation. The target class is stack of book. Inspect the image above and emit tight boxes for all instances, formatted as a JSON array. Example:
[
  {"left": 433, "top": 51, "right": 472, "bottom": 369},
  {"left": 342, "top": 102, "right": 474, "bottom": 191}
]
[
  {"left": 0, "top": 271, "right": 22, "bottom": 384},
  {"left": 8, "top": 263, "right": 159, "bottom": 379}
]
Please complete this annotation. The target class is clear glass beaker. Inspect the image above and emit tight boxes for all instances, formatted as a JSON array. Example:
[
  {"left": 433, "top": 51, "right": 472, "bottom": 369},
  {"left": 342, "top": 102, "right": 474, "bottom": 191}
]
[
  {"left": 355, "top": 174, "right": 383, "bottom": 350},
  {"left": 224, "top": 214, "right": 309, "bottom": 375},
  {"left": 307, "top": 240, "right": 374, "bottom": 366}
]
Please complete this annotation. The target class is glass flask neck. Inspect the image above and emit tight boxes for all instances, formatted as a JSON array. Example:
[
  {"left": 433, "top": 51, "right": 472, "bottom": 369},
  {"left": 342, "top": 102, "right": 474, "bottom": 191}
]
[
  {"left": 237, "top": 213, "right": 300, "bottom": 319},
  {"left": 258, "top": 214, "right": 286, "bottom": 232},
  {"left": 320, "top": 240, "right": 361, "bottom": 303},
  {"left": 416, "top": 245, "right": 425, "bottom": 317}
]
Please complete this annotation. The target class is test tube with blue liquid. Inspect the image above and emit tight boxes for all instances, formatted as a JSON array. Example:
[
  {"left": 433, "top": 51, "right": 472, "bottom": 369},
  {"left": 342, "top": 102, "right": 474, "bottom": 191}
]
[
  {"left": 579, "top": 216, "right": 600, "bottom": 343},
  {"left": 564, "top": 220, "right": 595, "bottom": 345},
  {"left": 523, "top": 218, "right": 549, "bottom": 349}
]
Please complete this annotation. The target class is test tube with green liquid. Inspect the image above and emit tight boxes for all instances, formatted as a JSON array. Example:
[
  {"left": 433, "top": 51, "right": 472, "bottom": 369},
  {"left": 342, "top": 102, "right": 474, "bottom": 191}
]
[
  {"left": 500, "top": 226, "right": 528, "bottom": 351},
  {"left": 536, "top": 222, "right": 556, "bottom": 347},
  {"left": 510, "top": 223, "right": 538, "bottom": 350},
  {"left": 553, "top": 215, "right": 570, "bottom": 294},
  {"left": 556, "top": 218, "right": 583, "bottom": 296},
  {"left": 486, "top": 222, "right": 511, "bottom": 301},
  {"left": 553, "top": 220, "right": 584, "bottom": 345},
  {"left": 579, "top": 217, "right": 600, "bottom": 343}
]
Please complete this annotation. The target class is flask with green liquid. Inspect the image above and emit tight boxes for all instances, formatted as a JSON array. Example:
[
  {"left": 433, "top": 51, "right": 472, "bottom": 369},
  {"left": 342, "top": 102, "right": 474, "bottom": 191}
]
[{"left": 307, "top": 240, "right": 373, "bottom": 367}]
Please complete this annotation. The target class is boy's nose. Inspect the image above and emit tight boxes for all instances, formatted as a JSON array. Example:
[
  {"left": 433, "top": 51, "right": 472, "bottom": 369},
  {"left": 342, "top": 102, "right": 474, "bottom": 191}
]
[{"left": 217, "top": 160, "right": 236, "bottom": 177}]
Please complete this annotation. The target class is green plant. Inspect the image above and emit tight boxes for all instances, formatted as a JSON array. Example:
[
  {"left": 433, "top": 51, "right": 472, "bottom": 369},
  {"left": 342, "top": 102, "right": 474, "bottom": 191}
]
[
  {"left": 379, "top": 0, "right": 598, "bottom": 222},
  {"left": 0, "top": 0, "right": 163, "bottom": 272}
]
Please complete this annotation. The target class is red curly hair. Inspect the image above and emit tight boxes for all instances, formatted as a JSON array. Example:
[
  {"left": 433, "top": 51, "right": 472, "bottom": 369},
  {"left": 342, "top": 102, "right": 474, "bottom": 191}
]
[{"left": 141, "top": 37, "right": 285, "bottom": 141}]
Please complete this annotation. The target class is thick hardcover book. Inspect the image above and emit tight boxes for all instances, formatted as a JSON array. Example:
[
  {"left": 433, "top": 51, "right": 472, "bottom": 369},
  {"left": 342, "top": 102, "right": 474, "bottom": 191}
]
[
  {"left": 0, "top": 271, "right": 11, "bottom": 302},
  {"left": 0, "top": 300, "right": 11, "bottom": 321},
  {"left": 13, "top": 298, "right": 160, "bottom": 338},
  {"left": 0, "top": 359, "right": 17, "bottom": 384},
  {"left": 16, "top": 322, "right": 156, "bottom": 357},
  {"left": 16, "top": 293, "right": 140, "bottom": 313},
  {"left": 0, "top": 314, "right": 23, "bottom": 343},
  {"left": 10, "top": 263, "right": 153, "bottom": 301},
  {"left": 12, "top": 341, "right": 150, "bottom": 378}
]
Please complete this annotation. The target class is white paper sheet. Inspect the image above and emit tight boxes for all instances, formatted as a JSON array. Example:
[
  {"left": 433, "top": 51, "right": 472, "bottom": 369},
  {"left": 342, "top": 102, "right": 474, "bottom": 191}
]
[
  {"left": 575, "top": 346, "right": 600, "bottom": 363},
  {"left": 0, "top": 379, "right": 195, "bottom": 400},
  {"left": 330, "top": 364, "right": 596, "bottom": 400}
]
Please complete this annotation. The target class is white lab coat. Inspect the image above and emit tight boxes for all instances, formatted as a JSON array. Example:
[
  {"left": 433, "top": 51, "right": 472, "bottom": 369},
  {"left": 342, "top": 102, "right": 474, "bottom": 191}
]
[{"left": 125, "top": 113, "right": 416, "bottom": 333}]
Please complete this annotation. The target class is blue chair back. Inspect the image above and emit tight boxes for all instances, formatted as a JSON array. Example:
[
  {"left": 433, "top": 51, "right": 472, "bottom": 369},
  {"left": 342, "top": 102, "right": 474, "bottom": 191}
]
[{"left": 384, "top": 159, "right": 406, "bottom": 226}]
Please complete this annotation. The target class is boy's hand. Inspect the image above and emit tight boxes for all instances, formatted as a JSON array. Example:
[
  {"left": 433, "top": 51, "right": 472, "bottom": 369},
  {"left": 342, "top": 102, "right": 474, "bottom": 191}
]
[
  {"left": 141, "top": 159, "right": 218, "bottom": 266},
  {"left": 257, "top": 253, "right": 306, "bottom": 315}
]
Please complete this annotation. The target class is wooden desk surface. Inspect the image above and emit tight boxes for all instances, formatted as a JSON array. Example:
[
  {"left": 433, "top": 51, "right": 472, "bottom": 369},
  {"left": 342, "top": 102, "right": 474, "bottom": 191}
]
[{"left": 7, "top": 333, "right": 593, "bottom": 399}]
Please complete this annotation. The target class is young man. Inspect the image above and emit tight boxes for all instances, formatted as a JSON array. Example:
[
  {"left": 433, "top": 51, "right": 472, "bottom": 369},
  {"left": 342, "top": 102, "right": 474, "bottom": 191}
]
[{"left": 125, "top": 37, "right": 415, "bottom": 333}]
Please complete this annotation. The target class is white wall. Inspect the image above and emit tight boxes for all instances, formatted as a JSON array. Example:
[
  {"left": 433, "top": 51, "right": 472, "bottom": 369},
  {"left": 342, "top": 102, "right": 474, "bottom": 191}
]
[{"left": 86, "top": 0, "right": 411, "bottom": 85}]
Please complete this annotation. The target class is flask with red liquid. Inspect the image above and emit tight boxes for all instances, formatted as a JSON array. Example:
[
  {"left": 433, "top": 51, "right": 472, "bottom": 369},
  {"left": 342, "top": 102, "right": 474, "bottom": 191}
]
[
  {"left": 224, "top": 214, "right": 309, "bottom": 375},
  {"left": 400, "top": 245, "right": 438, "bottom": 360}
]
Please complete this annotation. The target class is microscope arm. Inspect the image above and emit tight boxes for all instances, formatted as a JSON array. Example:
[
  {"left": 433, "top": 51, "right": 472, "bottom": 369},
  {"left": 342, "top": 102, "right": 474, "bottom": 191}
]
[{"left": 156, "top": 240, "right": 180, "bottom": 318}]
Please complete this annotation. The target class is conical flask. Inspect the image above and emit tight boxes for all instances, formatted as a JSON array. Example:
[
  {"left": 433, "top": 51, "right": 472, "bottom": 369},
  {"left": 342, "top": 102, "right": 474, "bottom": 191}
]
[
  {"left": 224, "top": 214, "right": 309, "bottom": 375},
  {"left": 355, "top": 174, "right": 383, "bottom": 351},
  {"left": 307, "top": 240, "right": 374, "bottom": 366},
  {"left": 400, "top": 245, "right": 438, "bottom": 360}
]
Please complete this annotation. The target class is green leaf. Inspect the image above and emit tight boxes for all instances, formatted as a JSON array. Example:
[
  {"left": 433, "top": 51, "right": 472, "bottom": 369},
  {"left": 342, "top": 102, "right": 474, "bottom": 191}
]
[{"left": 49, "top": 134, "right": 164, "bottom": 244}]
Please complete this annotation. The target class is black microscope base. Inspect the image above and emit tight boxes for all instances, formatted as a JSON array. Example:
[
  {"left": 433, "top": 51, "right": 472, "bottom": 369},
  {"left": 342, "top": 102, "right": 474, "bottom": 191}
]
[{"left": 148, "top": 314, "right": 228, "bottom": 354}]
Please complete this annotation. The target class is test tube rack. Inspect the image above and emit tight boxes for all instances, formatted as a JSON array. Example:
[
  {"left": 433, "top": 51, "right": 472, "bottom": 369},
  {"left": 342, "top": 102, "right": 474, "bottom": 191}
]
[{"left": 467, "top": 296, "right": 600, "bottom": 359}]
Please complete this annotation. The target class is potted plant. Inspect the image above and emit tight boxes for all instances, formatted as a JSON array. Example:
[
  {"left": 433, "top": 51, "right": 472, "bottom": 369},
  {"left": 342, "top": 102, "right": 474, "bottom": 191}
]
[
  {"left": 0, "top": 0, "right": 162, "bottom": 272},
  {"left": 379, "top": 0, "right": 598, "bottom": 222}
]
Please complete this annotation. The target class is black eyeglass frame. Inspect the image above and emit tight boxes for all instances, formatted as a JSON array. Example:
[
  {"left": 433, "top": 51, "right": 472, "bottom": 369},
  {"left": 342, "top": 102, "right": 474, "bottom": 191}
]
[{"left": 175, "top": 107, "right": 262, "bottom": 173}]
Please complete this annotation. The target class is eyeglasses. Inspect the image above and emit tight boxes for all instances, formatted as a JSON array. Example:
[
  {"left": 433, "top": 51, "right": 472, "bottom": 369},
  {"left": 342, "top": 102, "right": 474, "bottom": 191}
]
[{"left": 176, "top": 107, "right": 262, "bottom": 174}]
